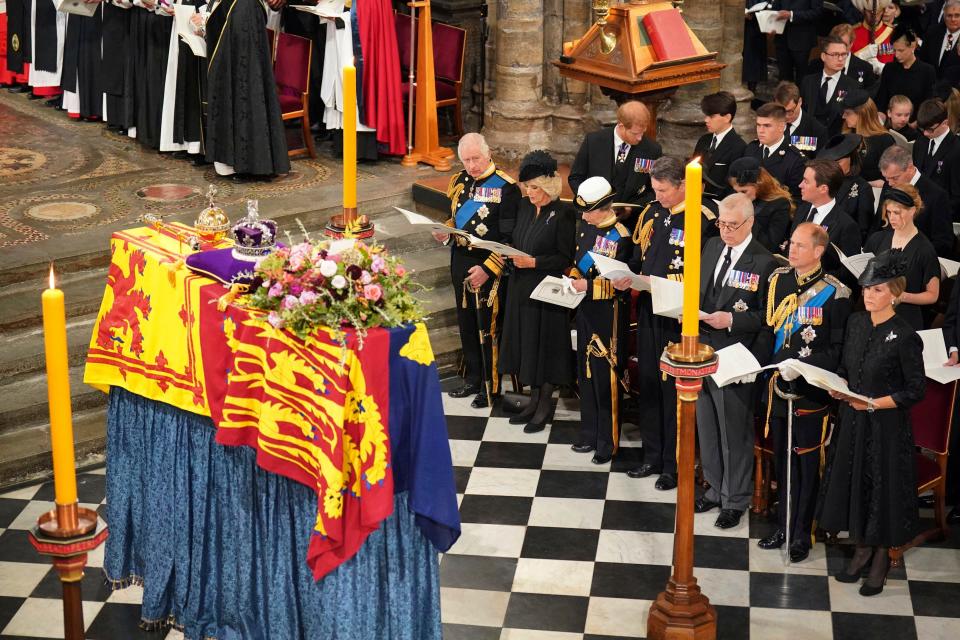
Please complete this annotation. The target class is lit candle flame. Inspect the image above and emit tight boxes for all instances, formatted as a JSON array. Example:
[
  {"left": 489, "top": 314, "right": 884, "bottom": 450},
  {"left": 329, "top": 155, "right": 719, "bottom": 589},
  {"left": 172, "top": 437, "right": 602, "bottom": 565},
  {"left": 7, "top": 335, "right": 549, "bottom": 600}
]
[
  {"left": 48, "top": 264, "right": 56, "bottom": 290},
  {"left": 690, "top": 156, "right": 702, "bottom": 166}
]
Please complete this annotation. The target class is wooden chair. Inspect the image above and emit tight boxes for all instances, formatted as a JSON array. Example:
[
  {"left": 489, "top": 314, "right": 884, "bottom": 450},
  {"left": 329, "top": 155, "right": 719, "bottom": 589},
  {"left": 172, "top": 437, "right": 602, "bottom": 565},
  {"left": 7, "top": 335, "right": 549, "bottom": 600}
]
[
  {"left": 890, "top": 379, "right": 957, "bottom": 567},
  {"left": 274, "top": 32, "right": 316, "bottom": 160},
  {"left": 395, "top": 12, "right": 467, "bottom": 136}
]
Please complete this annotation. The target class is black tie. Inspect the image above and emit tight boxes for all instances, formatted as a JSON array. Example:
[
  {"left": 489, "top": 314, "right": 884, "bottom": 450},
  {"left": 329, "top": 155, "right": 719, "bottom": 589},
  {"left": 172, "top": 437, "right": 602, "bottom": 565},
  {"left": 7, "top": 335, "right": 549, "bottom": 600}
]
[
  {"left": 819, "top": 77, "right": 831, "bottom": 107},
  {"left": 715, "top": 246, "right": 733, "bottom": 290},
  {"left": 709, "top": 135, "right": 718, "bottom": 153},
  {"left": 806, "top": 206, "right": 819, "bottom": 223},
  {"left": 762, "top": 146, "right": 770, "bottom": 160},
  {"left": 786, "top": 123, "right": 793, "bottom": 138}
]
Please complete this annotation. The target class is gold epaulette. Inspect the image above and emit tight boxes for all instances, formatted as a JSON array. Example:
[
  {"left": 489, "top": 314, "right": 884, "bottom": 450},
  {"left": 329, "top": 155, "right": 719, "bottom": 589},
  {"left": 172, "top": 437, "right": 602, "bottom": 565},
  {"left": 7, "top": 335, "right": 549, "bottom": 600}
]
[
  {"left": 768, "top": 265, "right": 791, "bottom": 282},
  {"left": 700, "top": 204, "right": 716, "bottom": 221},
  {"left": 592, "top": 278, "right": 614, "bottom": 300},
  {"left": 823, "top": 274, "right": 851, "bottom": 299},
  {"left": 484, "top": 253, "right": 505, "bottom": 277},
  {"left": 495, "top": 169, "right": 516, "bottom": 184},
  {"left": 615, "top": 222, "right": 630, "bottom": 238},
  {"left": 632, "top": 203, "right": 654, "bottom": 242},
  {"left": 446, "top": 172, "right": 463, "bottom": 199},
  {"left": 444, "top": 218, "right": 455, "bottom": 228}
]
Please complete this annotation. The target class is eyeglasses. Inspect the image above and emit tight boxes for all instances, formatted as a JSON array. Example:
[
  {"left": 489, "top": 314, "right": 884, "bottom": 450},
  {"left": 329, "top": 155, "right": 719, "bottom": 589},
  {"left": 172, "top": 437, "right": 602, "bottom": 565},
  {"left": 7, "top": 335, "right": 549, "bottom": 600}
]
[
  {"left": 715, "top": 219, "right": 749, "bottom": 232},
  {"left": 823, "top": 51, "right": 849, "bottom": 58},
  {"left": 921, "top": 120, "right": 947, "bottom": 134}
]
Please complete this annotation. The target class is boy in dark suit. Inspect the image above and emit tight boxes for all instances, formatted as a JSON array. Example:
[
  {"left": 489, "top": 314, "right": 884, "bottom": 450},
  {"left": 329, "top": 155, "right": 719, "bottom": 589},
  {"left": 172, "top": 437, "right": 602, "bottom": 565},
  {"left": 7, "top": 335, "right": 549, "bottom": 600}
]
[
  {"left": 913, "top": 98, "right": 960, "bottom": 220},
  {"left": 693, "top": 91, "right": 747, "bottom": 199},
  {"left": 774, "top": 81, "right": 829, "bottom": 158}
]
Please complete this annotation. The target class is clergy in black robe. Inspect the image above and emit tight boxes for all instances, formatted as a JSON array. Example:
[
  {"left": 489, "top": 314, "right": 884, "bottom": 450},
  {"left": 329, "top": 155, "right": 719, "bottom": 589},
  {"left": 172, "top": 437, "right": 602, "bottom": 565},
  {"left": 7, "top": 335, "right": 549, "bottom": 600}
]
[
  {"left": 61, "top": 4, "right": 102, "bottom": 119},
  {"left": 130, "top": 1, "right": 172, "bottom": 149},
  {"left": 161, "top": 0, "right": 205, "bottom": 154},
  {"left": 4, "top": 0, "right": 29, "bottom": 78},
  {"left": 102, "top": 1, "right": 133, "bottom": 130},
  {"left": 499, "top": 152, "right": 576, "bottom": 431},
  {"left": 204, "top": 0, "right": 289, "bottom": 176}
]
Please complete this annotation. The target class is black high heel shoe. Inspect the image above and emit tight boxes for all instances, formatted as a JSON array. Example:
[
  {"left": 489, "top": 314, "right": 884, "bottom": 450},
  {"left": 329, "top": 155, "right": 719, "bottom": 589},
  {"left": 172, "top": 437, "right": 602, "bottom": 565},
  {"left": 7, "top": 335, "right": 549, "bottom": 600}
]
[
  {"left": 859, "top": 547, "right": 890, "bottom": 596},
  {"left": 835, "top": 545, "right": 874, "bottom": 583},
  {"left": 509, "top": 389, "right": 540, "bottom": 425}
]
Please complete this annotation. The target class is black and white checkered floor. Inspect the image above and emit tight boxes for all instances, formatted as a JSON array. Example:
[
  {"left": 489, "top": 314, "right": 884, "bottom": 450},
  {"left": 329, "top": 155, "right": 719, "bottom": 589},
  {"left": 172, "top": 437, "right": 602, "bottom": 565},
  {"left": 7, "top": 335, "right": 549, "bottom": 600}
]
[{"left": 1, "top": 390, "right": 959, "bottom": 639}]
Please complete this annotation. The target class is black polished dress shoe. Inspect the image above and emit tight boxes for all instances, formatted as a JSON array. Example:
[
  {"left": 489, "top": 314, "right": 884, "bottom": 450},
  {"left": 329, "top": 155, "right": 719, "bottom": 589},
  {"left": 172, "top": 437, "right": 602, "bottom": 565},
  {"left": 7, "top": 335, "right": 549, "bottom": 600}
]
[
  {"left": 757, "top": 529, "right": 786, "bottom": 550},
  {"left": 7, "top": 84, "right": 30, "bottom": 93},
  {"left": 655, "top": 473, "right": 677, "bottom": 491},
  {"left": 448, "top": 383, "right": 481, "bottom": 399},
  {"left": 948, "top": 505, "right": 960, "bottom": 525},
  {"left": 591, "top": 453, "right": 612, "bottom": 465},
  {"left": 471, "top": 392, "right": 490, "bottom": 409},
  {"left": 789, "top": 543, "right": 810, "bottom": 563},
  {"left": 571, "top": 443, "right": 595, "bottom": 454},
  {"left": 626, "top": 463, "right": 660, "bottom": 479},
  {"left": 714, "top": 508, "right": 743, "bottom": 529},
  {"left": 694, "top": 496, "right": 720, "bottom": 513}
]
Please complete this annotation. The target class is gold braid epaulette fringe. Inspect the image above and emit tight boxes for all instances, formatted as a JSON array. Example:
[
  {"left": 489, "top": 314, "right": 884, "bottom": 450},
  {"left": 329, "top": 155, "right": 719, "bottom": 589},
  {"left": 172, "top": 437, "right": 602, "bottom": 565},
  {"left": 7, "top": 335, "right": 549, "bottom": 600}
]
[
  {"left": 765, "top": 271, "right": 798, "bottom": 333},
  {"left": 632, "top": 204, "right": 655, "bottom": 257},
  {"left": 449, "top": 181, "right": 465, "bottom": 216}
]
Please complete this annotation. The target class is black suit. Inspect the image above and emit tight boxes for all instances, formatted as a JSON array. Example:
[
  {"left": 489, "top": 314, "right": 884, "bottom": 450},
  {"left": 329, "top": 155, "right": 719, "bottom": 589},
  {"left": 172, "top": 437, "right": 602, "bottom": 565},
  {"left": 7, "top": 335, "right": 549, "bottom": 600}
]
[
  {"left": 754, "top": 198, "right": 792, "bottom": 253},
  {"left": 569, "top": 127, "right": 663, "bottom": 206},
  {"left": 806, "top": 55, "right": 879, "bottom": 92},
  {"left": 786, "top": 111, "right": 828, "bottom": 158},
  {"left": 790, "top": 202, "right": 862, "bottom": 289},
  {"left": 873, "top": 175, "right": 957, "bottom": 256},
  {"left": 772, "top": 0, "right": 824, "bottom": 82},
  {"left": 743, "top": 139, "right": 807, "bottom": 198},
  {"left": 697, "top": 237, "right": 777, "bottom": 511},
  {"left": 799, "top": 71, "right": 860, "bottom": 137},
  {"left": 918, "top": 23, "right": 960, "bottom": 80},
  {"left": 693, "top": 129, "right": 747, "bottom": 199},
  {"left": 913, "top": 132, "right": 960, "bottom": 222}
]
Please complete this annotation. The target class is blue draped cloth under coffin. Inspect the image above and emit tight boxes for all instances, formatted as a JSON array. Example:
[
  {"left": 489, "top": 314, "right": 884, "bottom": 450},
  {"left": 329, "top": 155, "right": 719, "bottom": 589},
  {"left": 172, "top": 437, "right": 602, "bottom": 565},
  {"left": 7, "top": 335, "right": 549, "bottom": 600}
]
[{"left": 104, "top": 387, "right": 445, "bottom": 640}]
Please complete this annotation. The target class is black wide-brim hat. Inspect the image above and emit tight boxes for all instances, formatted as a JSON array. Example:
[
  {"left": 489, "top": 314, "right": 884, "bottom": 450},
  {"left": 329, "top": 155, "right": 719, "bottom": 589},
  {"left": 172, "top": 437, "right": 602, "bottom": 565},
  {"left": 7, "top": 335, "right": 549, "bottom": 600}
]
[
  {"left": 727, "top": 157, "right": 761, "bottom": 185},
  {"left": 842, "top": 89, "right": 871, "bottom": 111},
  {"left": 818, "top": 133, "right": 863, "bottom": 161},
  {"left": 858, "top": 250, "right": 908, "bottom": 287},
  {"left": 518, "top": 149, "right": 558, "bottom": 183}
]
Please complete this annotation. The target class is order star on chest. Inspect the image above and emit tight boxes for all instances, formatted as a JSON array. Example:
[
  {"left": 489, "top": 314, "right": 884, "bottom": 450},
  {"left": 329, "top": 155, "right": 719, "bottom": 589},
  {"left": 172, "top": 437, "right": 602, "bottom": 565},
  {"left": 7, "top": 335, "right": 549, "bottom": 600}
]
[
  {"left": 476, "top": 205, "right": 490, "bottom": 220},
  {"left": 670, "top": 256, "right": 683, "bottom": 270},
  {"left": 801, "top": 325, "right": 816, "bottom": 344}
]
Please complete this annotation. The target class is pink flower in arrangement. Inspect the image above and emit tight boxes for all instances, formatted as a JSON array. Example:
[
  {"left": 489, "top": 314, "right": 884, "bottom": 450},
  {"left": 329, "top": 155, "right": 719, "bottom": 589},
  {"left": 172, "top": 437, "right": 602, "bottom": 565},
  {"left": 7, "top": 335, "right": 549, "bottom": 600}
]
[
  {"left": 360, "top": 270, "right": 373, "bottom": 285},
  {"left": 267, "top": 311, "right": 285, "bottom": 328},
  {"left": 281, "top": 273, "right": 295, "bottom": 285},
  {"left": 282, "top": 295, "right": 299, "bottom": 310},
  {"left": 370, "top": 256, "right": 386, "bottom": 274},
  {"left": 288, "top": 254, "right": 306, "bottom": 271},
  {"left": 268, "top": 282, "right": 284, "bottom": 298},
  {"left": 395, "top": 265, "right": 407, "bottom": 277},
  {"left": 363, "top": 284, "right": 383, "bottom": 302},
  {"left": 289, "top": 283, "right": 303, "bottom": 296},
  {"left": 299, "top": 290, "right": 318, "bottom": 305}
]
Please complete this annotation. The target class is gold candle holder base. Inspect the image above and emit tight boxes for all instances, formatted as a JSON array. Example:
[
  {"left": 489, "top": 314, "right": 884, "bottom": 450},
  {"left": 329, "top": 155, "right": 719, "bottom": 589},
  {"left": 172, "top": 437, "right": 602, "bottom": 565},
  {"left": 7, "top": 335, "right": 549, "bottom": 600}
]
[{"left": 324, "top": 209, "right": 375, "bottom": 239}]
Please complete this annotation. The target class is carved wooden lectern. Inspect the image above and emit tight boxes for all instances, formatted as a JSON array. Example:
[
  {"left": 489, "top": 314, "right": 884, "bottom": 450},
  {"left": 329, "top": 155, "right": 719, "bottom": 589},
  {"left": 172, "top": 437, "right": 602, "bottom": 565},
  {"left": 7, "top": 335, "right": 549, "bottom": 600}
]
[{"left": 555, "top": 0, "right": 723, "bottom": 140}]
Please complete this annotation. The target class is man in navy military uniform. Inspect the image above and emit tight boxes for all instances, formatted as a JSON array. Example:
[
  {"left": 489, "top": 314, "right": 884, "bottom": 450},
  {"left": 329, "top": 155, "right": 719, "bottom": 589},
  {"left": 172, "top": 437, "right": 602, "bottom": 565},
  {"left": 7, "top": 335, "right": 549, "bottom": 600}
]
[
  {"left": 758, "top": 222, "right": 852, "bottom": 562},
  {"left": 568, "top": 177, "right": 633, "bottom": 465},
  {"left": 695, "top": 193, "right": 778, "bottom": 530},
  {"left": 743, "top": 103, "right": 807, "bottom": 199},
  {"left": 433, "top": 133, "right": 520, "bottom": 408},
  {"left": 612, "top": 156, "right": 716, "bottom": 490}
]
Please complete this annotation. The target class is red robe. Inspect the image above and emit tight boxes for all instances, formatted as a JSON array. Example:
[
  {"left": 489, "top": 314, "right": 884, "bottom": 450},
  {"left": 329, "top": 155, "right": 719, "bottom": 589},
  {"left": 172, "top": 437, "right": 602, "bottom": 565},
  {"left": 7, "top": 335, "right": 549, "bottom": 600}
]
[
  {"left": 852, "top": 22, "right": 895, "bottom": 66},
  {"left": 357, "top": 0, "right": 406, "bottom": 155}
]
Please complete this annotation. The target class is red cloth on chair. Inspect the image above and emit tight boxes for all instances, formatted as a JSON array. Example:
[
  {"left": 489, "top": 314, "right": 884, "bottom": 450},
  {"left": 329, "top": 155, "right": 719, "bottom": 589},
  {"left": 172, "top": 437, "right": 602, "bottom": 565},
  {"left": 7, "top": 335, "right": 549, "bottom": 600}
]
[{"left": 358, "top": 0, "right": 406, "bottom": 155}]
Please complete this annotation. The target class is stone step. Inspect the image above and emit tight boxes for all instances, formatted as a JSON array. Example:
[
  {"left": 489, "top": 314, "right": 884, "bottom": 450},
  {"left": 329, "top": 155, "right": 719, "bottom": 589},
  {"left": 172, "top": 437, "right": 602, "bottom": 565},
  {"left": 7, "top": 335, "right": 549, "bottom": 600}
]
[
  {"left": 0, "top": 315, "right": 96, "bottom": 382},
  {"left": 0, "top": 407, "right": 108, "bottom": 488},
  {"left": 417, "top": 284, "right": 458, "bottom": 331},
  {"left": 399, "top": 245, "right": 451, "bottom": 290},
  {"left": 0, "top": 267, "right": 110, "bottom": 334},
  {"left": 0, "top": 364, "right": 105, "bottom": 438}
]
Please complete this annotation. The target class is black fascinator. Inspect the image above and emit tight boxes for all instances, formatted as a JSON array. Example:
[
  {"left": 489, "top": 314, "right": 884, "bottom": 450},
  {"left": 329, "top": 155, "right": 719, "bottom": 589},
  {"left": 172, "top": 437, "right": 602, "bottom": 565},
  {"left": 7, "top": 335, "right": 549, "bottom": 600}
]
[
  {"left": 518, "top": 150, "right": 558, "bottom": 182},
  {"left": 727, "top": 157, "right": 761, "bottom": 185},
  {"left": 858, "top": 251, "right": 908, "bottom": 287}
]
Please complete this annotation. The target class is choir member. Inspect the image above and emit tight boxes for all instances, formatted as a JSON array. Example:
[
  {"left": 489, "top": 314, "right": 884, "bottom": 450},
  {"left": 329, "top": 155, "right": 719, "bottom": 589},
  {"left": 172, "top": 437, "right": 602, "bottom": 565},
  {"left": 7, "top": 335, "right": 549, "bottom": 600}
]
[
  {"left": 770, "top": 0, "right": 823, "bottom": 83},
  {"left": 159, "top": 0, "right": 205, "bottom": 158}
]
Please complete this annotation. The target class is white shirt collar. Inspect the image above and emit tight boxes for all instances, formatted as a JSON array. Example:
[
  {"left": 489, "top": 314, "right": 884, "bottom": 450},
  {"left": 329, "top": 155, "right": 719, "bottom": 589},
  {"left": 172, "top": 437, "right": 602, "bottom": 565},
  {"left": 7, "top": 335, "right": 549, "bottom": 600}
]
[
  {"left": 788, "top": 110, "right": 803, "bottom": 134},
  {"left": 843, "top": 55, "right": 851, "bottom": 74},
  {"left": 930, "top": 128, "right": 950, "bottom": 153},
  {"left": 910, "top": 169, "right": 922, "bottom": 186},
  {"left": 820, "top": 71, "right": 839, "bottom": 101},
  {"left": 613, "top": 127, "right": 629, "bottom": 156},
  {"left": 809, "top": 199, "right": 836, "bottom": 226},
  {"left": 765, "top": 137, "right": 785, "bottom": 156},
  {"left": 714, "top": 233, "right": 753, "bottom": 282},
  {"left": 713, "top": 126, "right": 733, "bottom": 147}
]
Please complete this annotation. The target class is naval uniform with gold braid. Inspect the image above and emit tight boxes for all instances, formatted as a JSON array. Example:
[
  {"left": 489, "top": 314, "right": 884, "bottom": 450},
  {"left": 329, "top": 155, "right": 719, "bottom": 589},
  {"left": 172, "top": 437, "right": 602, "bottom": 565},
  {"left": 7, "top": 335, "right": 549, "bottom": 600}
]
[
  {"left": 572, "top": 216, "right": 632, "bottom": 459},
  {"left": 627, "top": 200, "right": 716, "bottom": 477},
  {"left": 764, "top": 265, "right": 851, "bottom": 553},
  {"left": 445, "top": 163, "right": 520, "bottom": 395}
]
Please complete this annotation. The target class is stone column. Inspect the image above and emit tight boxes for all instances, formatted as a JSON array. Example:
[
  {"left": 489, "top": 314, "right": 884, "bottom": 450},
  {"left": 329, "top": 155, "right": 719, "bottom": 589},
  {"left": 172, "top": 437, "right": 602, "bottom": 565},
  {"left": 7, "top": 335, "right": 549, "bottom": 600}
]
[{"left": 482, "top": 0, "right": 555, "bottom": 162}]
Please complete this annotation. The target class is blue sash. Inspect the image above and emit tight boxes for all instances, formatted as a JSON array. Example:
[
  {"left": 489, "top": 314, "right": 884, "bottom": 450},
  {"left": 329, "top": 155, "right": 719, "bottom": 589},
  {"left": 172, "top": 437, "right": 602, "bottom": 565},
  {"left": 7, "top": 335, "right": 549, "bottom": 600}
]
[
  {"left": 455, "top": 174, "right": 507, "bottom": 230},
  {"left": 578, "top": 226, "right": 623, "bottom": 274},
  {"left": 774, "top": 284, "right": 835, "bottom": 352}
]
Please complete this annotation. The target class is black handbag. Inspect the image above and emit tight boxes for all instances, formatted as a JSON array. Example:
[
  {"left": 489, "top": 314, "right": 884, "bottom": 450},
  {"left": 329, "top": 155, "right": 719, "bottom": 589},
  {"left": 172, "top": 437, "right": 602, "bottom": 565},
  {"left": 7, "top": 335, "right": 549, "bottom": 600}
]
[{"left": 500, "top": 391, "right": 528, "bottom": 414}]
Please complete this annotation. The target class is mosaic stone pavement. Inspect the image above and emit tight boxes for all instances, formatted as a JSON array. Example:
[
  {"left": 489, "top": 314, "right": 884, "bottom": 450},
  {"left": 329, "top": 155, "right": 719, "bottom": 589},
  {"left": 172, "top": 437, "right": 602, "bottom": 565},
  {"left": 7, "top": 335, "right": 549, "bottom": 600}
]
[
  {"left": 0, "top": 91, "right": 418, "bottom": 266},
  {"left": 0, "top": 391, "right": 959, "bottom": 639}
]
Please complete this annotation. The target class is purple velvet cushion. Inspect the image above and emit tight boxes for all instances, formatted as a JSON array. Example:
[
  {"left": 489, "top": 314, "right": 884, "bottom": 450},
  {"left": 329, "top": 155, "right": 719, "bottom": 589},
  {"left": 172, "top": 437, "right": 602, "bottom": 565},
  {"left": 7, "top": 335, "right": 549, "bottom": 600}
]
[{"left": 185, "top": 249, "right": 261, "bottom": 287}]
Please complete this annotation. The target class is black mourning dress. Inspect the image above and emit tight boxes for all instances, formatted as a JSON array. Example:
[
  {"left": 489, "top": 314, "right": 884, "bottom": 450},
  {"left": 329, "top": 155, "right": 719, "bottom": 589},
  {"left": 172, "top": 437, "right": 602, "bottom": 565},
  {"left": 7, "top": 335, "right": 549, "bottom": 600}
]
[
  {"left": 816, "top": 312, "right": 924, "bottom": 548},
  {"left": 864, "top": 232, "right": 940, "bottom": 330},
  {"left": 499, "top": 199, "right": 576, "bottom": 387},
  {"left": 753, "top": 197, "right": 791, "bottom": 254}
]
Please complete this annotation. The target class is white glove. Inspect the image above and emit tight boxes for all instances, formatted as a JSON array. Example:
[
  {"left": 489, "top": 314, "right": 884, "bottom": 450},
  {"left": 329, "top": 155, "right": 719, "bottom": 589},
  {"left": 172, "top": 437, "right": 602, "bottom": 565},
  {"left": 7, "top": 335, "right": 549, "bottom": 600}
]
[
  {"left": 561, "top": 275, "right": 578, "bottom": 296},
  {"left": 779, "top": 366, "right": 800, "bottom": 382},
  {"left": 730, "top": 373, "right": 758, "bottom": 385}
]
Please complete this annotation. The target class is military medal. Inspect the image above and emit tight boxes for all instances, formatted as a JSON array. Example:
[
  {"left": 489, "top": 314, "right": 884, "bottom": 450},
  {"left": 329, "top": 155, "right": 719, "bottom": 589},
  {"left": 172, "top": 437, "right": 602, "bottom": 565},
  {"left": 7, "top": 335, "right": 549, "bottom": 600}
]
[
  {"left": 733, "top": 299, "right": 749, "bottom": 312},
  {"left": 670, "top": 256, "right": 684, "bottom": 270},
  {"left": 663, "top": 216, "right": 672, "bottom": 227},
  {"left": 475, "top": 223, "right": 488, "bottom": 237},
  {"left": 477, "top": 205, "right": 489, "bottom": 219},
  {"left": 885, "top": 331, "right": 897, "bottom": 342},
  {"left": 801, "top": 325, "right": 816, "bottom": 344},
  {"left": 669, "top": 228, "right": 685, "bottom": 246},
  {"left": 799, "top": 346, "right": 812, "bottom": 358},
  {"left": 634, "top": 158, "right": 654, "bottom": 173},
  {"left": 797, "top": 306, "right": 823, "bottom": 325}
]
